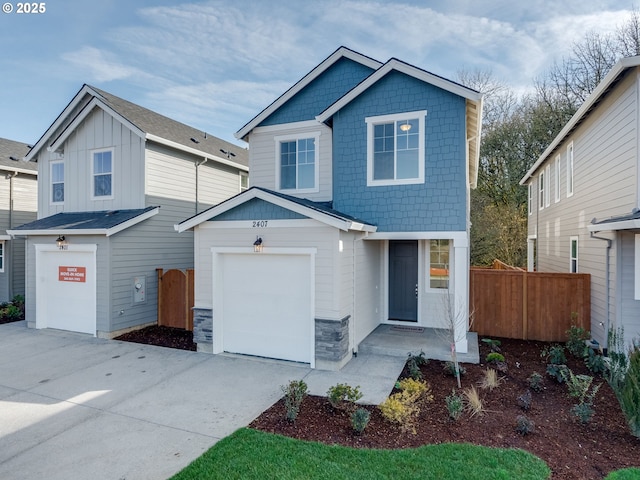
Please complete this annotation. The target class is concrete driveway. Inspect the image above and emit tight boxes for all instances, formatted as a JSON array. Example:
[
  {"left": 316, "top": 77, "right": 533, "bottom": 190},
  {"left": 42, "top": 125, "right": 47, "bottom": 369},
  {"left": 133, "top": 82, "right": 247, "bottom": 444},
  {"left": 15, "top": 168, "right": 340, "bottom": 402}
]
[
  {"left": 0, "top": 321, "right": 405, "bottom": 480},
  {"left": 0, "top": 321, "right": 312, "bottom": 480}
]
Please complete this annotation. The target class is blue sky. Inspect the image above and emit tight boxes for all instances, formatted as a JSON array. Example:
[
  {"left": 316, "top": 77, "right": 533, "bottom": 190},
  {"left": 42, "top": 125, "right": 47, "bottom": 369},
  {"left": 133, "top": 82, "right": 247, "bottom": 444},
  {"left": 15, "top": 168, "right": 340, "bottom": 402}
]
[{"left": 0, "top": 0, "right": 633, "bottom": 147}]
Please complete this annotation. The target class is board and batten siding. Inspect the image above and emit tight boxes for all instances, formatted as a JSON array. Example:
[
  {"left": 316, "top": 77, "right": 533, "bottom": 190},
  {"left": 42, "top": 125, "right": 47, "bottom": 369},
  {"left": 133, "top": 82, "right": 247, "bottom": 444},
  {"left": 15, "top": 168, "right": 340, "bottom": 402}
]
[
  {"left": 527, "top": 67, "right": 639, "bottom": 345},
  {"left": 193, "top": 221, "right": 341, "bottom": 320},
  {"left": 145, "top": 142, "right": 243, "bottom": 213},
  {"left": 248, "top": 122, "right": 333, "bottom": 203},
  {"left": 354, "top": 238, "right": 382, "bottom": 346},
  {"left": 38, "top": 108, "right": 146, "bottom": 216}
]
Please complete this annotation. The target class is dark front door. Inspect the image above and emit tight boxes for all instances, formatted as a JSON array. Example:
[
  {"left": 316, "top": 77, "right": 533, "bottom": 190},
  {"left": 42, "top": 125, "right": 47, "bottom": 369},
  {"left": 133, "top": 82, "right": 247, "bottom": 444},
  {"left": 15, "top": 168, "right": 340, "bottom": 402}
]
[{"left": 388, "top": 240, "right": 418, "bottom": 322}]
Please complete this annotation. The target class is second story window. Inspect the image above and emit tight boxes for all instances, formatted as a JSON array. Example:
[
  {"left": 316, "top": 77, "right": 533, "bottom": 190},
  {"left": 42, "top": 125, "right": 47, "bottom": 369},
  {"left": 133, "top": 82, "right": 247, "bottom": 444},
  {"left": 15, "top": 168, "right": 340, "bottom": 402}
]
[
  {"left": 51, "top": 161, "right": 64, "bottom": 204},
  {"left": 240, "top": 172, "right": 248, "bottom": 191},
  {"left": 92, "top": 149, "right": 113, "bottom": 198},
  {"left": 275, "top": 133, "right": 319, "bottom": 193},
  {"left": 366, "top": 111, "right": 426, "bottom": 186}
]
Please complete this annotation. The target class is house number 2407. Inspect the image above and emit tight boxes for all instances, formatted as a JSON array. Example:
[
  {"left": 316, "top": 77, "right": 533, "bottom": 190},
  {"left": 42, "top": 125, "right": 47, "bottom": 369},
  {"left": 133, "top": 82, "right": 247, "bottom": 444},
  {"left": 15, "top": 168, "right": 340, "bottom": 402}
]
[{"left": 252, "top": 220, "right": 268, "bottom": 228}]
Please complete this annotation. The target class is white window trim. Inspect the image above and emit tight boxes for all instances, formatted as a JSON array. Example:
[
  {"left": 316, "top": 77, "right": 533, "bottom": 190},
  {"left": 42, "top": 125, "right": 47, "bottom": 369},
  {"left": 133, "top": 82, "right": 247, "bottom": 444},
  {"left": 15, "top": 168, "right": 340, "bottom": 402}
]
[
  {"left": 50, "top": 160, "right": 65, "bottom": 205},
  {"left": 0, "top": 240, "right": 4, "bottom": 273},
  {"left": 528, "top": 183, "right": 533, "bottom": 215},
  {"left": 538, "top": 171, "right": 545, "bottom": 210},
  {"left": 274, "top": 131, "right": 320, "bottom": 194},
  {"left": 567, "top": 142, "right": 574, "bottom": 198},
  {"left": 91, "top": 148, "right": 114, "bottom": 200},
  {"left": 554, "top": 155, "right": 561, "bottom": 203},
  {"left": 570, "top": 236, "right": 578, "bottom": 273},
  {"left": 366, "top": 110, "right": 426, "bottom": 187},
  {"left": 239, "top": 171, "right": 248, "bottom": 191},
  {"left": 545, "top": 164, "right": 551, "bottom": 207},
  {"left": 426, "top": 239, "right": 450, "bottom": 292}
]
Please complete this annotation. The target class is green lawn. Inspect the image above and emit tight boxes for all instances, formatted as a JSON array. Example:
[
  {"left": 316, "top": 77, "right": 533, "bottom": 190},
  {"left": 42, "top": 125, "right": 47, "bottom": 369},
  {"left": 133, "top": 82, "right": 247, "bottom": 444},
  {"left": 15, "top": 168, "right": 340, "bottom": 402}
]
[
  {"left": 605, "top": 468, "right": 640, "bottom": 480},
  {"left": 170, "top": 428, "right": 551, "bottom": 480}
]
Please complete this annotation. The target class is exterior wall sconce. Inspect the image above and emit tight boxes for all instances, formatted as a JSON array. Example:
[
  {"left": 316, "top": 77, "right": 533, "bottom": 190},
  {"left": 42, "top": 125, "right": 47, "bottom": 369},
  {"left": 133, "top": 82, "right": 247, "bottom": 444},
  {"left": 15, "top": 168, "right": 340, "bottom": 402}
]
[
  {"left": 253, "top": 236, "right": 263, "bottom": 253},
  {"left": 56, "top": 235, "right": 68, "bottom": 250}
]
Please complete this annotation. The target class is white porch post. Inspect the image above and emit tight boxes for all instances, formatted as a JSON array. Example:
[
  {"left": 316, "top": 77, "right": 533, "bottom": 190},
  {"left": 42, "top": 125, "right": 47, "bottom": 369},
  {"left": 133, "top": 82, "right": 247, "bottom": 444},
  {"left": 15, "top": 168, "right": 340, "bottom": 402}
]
[{"left": 453, "top": 241, "right": 469, "bottom": 353}]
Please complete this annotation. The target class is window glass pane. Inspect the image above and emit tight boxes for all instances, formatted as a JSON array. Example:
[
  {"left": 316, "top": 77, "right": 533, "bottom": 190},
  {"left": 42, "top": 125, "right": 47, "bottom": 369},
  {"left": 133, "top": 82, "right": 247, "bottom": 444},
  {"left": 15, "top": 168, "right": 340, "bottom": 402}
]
[
  {"left": 298, "top": 164, "right": 314, "bottom": 189},
  {"left": 430, "top": 239, "right": 449, "bottom": 289},
  {"left": 52, "top": 163, "right": 63, "bottom": 182},
  {"left": 373, "top": 151, "right": 394, "bottom": 180},
  {"left": 397, "top": 149, "right": 418, "bottom": 179},
  {"left": 52, "top": 183, "right": 64, "bottom": 203},
  {"left": 94, "top": 174, "right": 112, "bottom": 196}
]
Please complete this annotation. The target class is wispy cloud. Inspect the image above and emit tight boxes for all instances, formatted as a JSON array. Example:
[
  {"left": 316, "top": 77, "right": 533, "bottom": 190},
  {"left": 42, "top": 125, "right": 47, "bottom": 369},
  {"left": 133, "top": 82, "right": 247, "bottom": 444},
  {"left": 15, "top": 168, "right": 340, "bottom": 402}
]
[{"left": 61, "top": 46, "right": 146, "bottom": 83}]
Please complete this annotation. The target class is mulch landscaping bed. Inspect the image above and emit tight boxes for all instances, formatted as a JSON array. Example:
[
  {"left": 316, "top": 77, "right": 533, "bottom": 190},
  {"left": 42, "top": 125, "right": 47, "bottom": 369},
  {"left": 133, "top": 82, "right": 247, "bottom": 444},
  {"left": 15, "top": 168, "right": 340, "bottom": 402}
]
[
  {"left": 250, "top": 338, "right": 640, "bottom": 480},
  {"left": 114, "top": 325, "right": 196, "bottom": 351}
]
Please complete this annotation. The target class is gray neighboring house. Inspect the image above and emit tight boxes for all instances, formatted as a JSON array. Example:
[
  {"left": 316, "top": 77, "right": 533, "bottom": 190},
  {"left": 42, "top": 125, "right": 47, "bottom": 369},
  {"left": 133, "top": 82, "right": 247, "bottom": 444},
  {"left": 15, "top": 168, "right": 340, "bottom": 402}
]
[
  {"left": 520, "top": 55, "right": 640, "bottom": 351},
  {"left": 0, "top": 137, "right": 38, "bottom": 302},
  {"left": 9, "top": 84, "right": 248, "bottom": 337}
]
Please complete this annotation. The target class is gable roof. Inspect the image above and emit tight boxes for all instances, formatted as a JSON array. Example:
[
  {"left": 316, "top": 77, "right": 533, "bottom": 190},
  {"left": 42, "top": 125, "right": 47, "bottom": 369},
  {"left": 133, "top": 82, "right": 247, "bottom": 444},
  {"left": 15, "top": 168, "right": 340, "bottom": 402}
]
[
  {"left": 175, "top": 186, "right": 377, "bottom": 233},
  {"left": 26, "top": 85, "right": 248, "bottom": 171},
  {"left": 315, "top": 57, "right": 484, "bottom": 188},
  {"left": 8, "top": 206, "right": 159, "bottom": 237},
  {"left": 234, "top": 47, "right": 383, "bottom": 141},
  {"left": 0, "top": 137, "right": 37, "bottom": 175},
  {"left": 520, "top": 55, "right": 640, "bottom": 185}
]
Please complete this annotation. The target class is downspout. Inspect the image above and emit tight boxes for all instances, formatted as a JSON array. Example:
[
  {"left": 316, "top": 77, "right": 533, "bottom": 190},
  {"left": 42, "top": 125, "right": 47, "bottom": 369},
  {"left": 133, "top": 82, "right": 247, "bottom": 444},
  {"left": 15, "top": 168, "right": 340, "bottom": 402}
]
[
  {"left": 7, "top": 172, "right": 17, "bottom": 299},
  {"left": 589, "top": 231, "right": 612, "bottom": 354},
  {"left": 195, "top": 157, "right": 208, "bottom": 214}
]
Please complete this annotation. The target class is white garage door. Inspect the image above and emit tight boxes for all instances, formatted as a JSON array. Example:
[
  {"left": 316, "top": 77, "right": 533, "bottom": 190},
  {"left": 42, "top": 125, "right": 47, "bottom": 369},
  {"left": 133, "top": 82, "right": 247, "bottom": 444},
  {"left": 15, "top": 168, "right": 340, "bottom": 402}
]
[
  {"left": 221, "top": 253, "right": 312, "bottom": 363},
  {"left": 35, "top": 245, "right": 97, "bottom": 335}
]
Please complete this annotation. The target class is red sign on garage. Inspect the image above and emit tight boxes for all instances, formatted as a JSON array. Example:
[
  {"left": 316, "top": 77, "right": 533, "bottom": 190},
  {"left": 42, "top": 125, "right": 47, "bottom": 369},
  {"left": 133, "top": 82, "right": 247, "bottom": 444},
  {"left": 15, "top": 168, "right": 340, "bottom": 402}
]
[{"left": 58, "top": 266, "right": 86, "bottom": 283}]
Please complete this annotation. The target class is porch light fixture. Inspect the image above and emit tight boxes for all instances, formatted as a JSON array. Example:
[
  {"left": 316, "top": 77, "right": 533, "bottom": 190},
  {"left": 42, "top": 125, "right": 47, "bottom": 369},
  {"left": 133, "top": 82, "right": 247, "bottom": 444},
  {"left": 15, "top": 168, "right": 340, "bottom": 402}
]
[
  {"left": 399, "top": 122, "right": 412, "bottom": 132},
  {"left": 253, "top": 236, "right": 263, "bottom": 253},
  {"left": 56, "top": 235, "right": 68, "bottom": 250}
]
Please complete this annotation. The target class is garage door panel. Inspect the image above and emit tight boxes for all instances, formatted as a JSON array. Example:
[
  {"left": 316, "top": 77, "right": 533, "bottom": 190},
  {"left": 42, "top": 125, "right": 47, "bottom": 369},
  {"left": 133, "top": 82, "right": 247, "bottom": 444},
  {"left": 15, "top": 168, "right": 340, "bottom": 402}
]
[{"left": 221, "top": 253, "right": 311, "bottom": 363}]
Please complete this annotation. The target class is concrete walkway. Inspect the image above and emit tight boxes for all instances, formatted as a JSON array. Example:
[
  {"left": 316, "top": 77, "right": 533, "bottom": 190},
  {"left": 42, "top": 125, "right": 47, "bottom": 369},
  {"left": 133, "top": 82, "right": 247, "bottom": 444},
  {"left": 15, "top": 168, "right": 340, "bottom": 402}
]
[{"left": 0, "top": 321, "right": 404, "bottom": 480}]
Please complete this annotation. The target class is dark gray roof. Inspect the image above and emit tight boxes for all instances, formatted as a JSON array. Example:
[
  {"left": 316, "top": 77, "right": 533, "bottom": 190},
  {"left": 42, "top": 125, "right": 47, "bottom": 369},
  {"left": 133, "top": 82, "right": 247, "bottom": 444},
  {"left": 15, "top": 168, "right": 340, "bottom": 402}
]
[
  {"left": 89, "top": 86, "right": 248, "bottom": 167},
  {"left": 0, "top": 137, "right": 37, "bottom": 173},
  {"left": 12, "top": 207, "right": 158, "bottom": 232},
  {"left": 592, "top": 209, "right": 640, "bottom": 225}
]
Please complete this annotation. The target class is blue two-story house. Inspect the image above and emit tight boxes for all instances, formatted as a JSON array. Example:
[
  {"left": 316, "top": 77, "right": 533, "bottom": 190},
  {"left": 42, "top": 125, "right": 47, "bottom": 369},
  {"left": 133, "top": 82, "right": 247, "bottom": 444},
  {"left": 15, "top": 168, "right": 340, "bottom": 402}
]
[{"left": 177, "top": 47, "right": 483, "bottom": 370}]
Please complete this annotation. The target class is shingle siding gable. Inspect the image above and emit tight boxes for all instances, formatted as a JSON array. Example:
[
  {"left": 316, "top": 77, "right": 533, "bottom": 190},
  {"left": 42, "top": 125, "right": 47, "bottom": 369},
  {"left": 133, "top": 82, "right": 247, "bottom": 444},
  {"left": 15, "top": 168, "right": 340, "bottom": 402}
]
[
  {"left": 332, "top": 70, "right": 467, "bottom": 231},
  {"left": 259, "top": 57, "right": 375, "bottom": 126}
]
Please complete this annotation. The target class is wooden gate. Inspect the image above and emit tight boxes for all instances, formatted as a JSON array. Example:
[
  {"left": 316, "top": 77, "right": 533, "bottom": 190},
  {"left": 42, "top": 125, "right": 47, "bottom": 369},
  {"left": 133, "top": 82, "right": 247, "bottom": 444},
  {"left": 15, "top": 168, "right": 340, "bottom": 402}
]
[{"left": 156, "top": 268, "right": 194, "bottom": 330}]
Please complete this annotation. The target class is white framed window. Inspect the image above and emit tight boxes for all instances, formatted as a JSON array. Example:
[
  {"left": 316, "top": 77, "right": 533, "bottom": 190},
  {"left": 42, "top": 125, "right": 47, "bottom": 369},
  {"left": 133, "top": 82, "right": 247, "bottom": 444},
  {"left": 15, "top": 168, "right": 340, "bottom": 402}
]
[
  {"left": 275, "top": 132, "right": 319, "bottom": 193},
  {"left": 0, "top": 241, "right": 4, "bottom": 273},
  {"left": 366, "top": 110, "right": 426, "bottom": 186},
  {"left": 538, "top": 171, "right": 545, "bottom": 210},
  {"left": 554, "top": 155, "right": 561, "bottom": 203},
  {"left": 528, "top": 183, "right": 533, "bottom": 215},
  {"left": 570, "top": 236, "right": 578, "bottom": 273},
  {"left": 545, "top": 164, "right": 551, "bottom": 207},
  {"left": 428, "top": 239, "right": 449, "bottom": 290},
  {"left": 240, "top": 172, "right": 248, "bottom": 191},
  {"left": 51, "top": 161, "right": 64, "bottom": 204},
  {"left": 567, "top": 142, "right": 574, "bottom": 197},
  {"left": 92, "top": 149, "right": 113, "bottom": 199}
]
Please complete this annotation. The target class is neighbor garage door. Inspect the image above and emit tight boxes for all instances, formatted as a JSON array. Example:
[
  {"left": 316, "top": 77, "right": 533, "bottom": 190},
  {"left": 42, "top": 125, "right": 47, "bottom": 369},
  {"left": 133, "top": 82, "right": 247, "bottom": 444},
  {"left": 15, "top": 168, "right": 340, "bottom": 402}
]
[
  {"left": 220, "top": 253, "right": 312, "bottom": 363},
  {"left": 35, "top": 245, "right": 97, "bottom": 335}
]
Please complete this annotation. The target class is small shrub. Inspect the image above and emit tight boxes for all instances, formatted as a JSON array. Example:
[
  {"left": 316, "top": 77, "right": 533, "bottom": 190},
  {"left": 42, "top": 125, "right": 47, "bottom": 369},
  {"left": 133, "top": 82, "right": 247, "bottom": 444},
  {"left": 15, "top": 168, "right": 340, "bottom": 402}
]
[
  {"left": 481, "top": 338, "right": 502, "bottom": 352},
  {"left": 443, "top": 361, "right": 466, "bottom": 377},
  {"left": 546, "top": 363, "right": 569, "bottom": 383},
  {"left": 570, "top": 402, "right": 596, "bottom": 424},
  {"left": 406, "top": 351, "right": 428, "bottom": 379},
  {"left": 463, "top": 386, "right": 484, "bottom": 417},
  {"left": 515, "top": 415, "right": 536, "bottom": 435},
  {"left": 327, "top": 383, "right": 363, "bottom": 411},
  {"left": 566, "top": 322, "right": 590, "bottom": 358},
  {"left": 445, "top": 389, "right": 464, "bottom": 421},
  {"left": 3, "top": 304, "right": 22, "bottom": 321},
  {"left": 585, "top": 349, "right": 606, "bottom": 375},
  {"left": 542, "top": 344, "right": 567, "bottom": 365},
  {"left": 379, "top": 378, "right": 432, "bottom": 434},
  {"left": 528, "top": 372, "right": 544, "bottom": 392},
  {"left": 618, "top": 343, "right": 640, "bottom": 438},
  {"left": 478, "top": 368, "right": 503, "bottom": 391},
  {"left": 351, "top": 408, "right": 370, "bottom": 435},
  {"left": 485, "top": 352, "right": 505, "bottom": 363},
  {"left": 281, "top": 379, "right": 308, "bottom": 422},
  {"left": 517, "top": 390, "right": 532, "bottom": 411}
]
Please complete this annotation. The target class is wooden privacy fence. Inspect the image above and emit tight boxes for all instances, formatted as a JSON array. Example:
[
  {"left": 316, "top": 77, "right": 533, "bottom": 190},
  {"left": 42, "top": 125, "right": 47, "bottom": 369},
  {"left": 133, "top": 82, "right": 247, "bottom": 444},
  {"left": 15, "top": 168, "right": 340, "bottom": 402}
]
[
  {"left": 156, "top": 268, "right": 194, "bottom": 330},
  {"left": 470, "top": 268, "right": 590, "bottom": 342}
]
